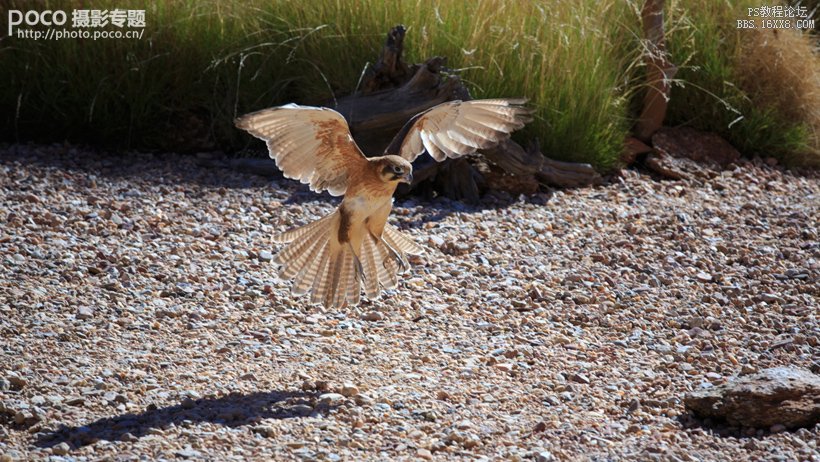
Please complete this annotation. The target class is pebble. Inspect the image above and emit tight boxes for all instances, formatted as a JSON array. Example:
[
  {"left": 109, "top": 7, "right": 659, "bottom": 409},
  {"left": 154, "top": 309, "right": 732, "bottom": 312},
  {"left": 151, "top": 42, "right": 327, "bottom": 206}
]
[
  {"left": 175, "top": 448, "right": 202, "bottom": 459},
  {"left": 6, "top": 374, "right": 26, "bottom": 389},
  {"left": 340, "top": 383, "right": 359, "bottom": 397},
  {"left": 361, "top": 311, "right": 384, "bottom": 321},
  {"left": 429, "top": 236, "right": 445, "bottom": 247},
  {"left": 252, "top": 425, "right": 277, "bottom": 438},
  {"left": 695, "top": 272, "right": 713, "bottom": 282},
  {"left": 0, "top": 145, "right": 816, "bottom": 462},
  {"left": 52, "top": 443, "right": 70, "bottom": 456},
  {"left": 318, "top": 393, "right": 346, "bottom": 404},
  {"left": 535, "top": 451, "right": 555, "bottom": 462},
  {"left": 76, "top": 306, "right": 95, "bottom": 319},
  {"left": 416, "top": 448, "right": 433, "bottom": 460}
]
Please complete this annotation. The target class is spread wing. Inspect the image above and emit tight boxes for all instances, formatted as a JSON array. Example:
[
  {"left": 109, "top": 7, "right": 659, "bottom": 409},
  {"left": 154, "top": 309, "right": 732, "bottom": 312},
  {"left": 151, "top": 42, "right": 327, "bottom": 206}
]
[
  {"left": 389, "top": 99, "right": 534, "bottom": 162},
  {"left": 235, "top": 104, "right": 368, "bottom": 196}
]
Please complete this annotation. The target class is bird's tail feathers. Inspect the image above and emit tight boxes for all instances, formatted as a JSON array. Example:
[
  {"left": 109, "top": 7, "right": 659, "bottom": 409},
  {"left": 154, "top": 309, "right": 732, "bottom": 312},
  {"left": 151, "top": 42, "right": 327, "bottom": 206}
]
[{"left": 271, "top": 214, "right": 422, "bottom": 309}]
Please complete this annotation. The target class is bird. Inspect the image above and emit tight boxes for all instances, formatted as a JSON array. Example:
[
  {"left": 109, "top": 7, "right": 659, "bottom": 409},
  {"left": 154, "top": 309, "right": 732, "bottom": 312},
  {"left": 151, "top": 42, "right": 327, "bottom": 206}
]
[{"left": 235, "top": 98, "right": 533, "bottom": 309}]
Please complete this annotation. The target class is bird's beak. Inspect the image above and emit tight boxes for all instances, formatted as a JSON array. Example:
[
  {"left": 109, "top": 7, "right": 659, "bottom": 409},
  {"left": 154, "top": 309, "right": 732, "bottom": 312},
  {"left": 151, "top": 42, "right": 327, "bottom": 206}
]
[{"left": 401, "top": 172, "right": 413, "bottom": 184}]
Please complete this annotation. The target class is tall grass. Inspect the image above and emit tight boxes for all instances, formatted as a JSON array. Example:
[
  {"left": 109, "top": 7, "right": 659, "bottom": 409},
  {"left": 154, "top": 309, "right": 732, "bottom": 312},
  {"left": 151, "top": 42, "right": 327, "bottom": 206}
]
[
  {"left": 0, "top": 0, "right": 639, "bottom": 170},
  {"left": 0, "top": 0, "right": 817, "bottom": 169},
  {"left": 664, "top": 0, "right": 820, "bottom": 167}
]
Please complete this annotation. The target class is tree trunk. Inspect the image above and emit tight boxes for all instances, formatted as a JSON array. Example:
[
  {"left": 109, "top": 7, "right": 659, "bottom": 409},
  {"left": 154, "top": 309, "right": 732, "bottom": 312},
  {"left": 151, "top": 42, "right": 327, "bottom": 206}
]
[{"left": 634, "top": 0, "right": 677, "bottom": 142}]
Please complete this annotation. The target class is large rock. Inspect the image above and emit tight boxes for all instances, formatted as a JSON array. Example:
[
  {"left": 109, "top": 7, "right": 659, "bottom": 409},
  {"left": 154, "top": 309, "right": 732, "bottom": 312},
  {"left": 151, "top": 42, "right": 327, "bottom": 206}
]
[
  {"left": 652, "top": 126, "right": 741, "bottom": 167},
  {"left": 684, "top": 367, "right": 820, "bottom": 429},
  {"left": 645, "top": 126, "right": 742, "bottom": 180}
]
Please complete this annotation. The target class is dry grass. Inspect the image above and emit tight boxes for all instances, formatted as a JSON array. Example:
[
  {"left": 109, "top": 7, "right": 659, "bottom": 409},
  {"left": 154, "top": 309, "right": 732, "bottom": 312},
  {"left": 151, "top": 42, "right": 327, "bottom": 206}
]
[
  {"left": 737, "top": 27, "right": 820, "bottom": 167},
  {"left": 664, "top": 0, "right": 820, "bottom": 167}
]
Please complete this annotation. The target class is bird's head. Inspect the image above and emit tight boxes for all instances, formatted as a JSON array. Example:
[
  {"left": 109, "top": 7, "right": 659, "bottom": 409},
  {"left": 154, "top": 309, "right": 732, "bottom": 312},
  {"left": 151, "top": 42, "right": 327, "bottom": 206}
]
[{"left": 377, "top": 156, "right": 413, "bottom": 185}]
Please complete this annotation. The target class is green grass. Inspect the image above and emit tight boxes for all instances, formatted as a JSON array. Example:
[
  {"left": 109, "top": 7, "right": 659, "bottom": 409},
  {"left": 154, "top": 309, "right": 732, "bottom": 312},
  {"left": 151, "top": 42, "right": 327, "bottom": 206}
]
[{"left": 0, "top": 0, "right": 817, "bottom": 170}]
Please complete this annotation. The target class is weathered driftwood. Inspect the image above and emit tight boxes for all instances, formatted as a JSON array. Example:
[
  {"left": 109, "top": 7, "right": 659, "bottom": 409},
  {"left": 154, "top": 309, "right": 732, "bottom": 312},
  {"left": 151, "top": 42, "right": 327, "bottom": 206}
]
[{"left": 329, "top": 25, "right": 601, "bottom": 201}]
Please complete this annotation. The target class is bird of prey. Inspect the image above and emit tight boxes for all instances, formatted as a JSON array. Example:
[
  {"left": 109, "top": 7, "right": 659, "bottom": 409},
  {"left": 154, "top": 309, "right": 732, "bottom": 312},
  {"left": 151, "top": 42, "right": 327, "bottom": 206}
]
[{"left": 235, "top": 99, "right": 532, "bottom": 309}]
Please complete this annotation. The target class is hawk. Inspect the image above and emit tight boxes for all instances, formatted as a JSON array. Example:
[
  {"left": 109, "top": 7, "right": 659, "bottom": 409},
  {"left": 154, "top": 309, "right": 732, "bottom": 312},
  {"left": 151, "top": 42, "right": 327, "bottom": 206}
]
[{"left": 235, "top": 99, "right": 532, "bottom": 308}]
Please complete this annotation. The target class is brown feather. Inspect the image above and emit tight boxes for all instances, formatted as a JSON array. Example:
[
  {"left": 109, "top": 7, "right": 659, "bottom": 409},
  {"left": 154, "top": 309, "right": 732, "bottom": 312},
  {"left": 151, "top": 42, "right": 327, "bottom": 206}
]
[{"left": 235, "top": 104, "right": 369, "bottom": 196}]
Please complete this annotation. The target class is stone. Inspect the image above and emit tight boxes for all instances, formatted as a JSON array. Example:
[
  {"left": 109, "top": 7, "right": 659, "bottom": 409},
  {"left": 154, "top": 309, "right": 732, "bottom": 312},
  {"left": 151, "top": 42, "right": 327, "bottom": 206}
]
[
  {"left": 76, "top": 306, "right": 95, "bottom": 319},
  {"left": 429, "top": 236, "right": 445, "bottom": 247},
  {"left": 684, "top": 367, "right": 820, "bottom": 429},
  {"left": 175, "top": 448, "right": 202, "bottom": 459},
  {"left": 258, "top": 250, "right": 273, "bottom": 262},
  {"left": 361, "top": 311, "right": 384, "bottom": 322},
  {"left": 416, "top": 448, "right": 433, "bottom": 460},
  {"left": 340, "top": 382, "right": 359, "bottom": 397},
  {"left": 652, "top": 126, "right": 741, "bottom": 167},
  {"left": 318, "top": 393, "right": 345, "bottom": 404},
  {"left": 622, "top": 137, "right": 653, "bottom": 165},
  {"left": 252, "top": 425, "right": 277, "bottom": 438},
  {"left": 6, "top": 373, "right": 26, "bottom": 389},
  {"left": 291, "top": 404, "right": 313, "bottom": 415},
  {"left": 495, "top": 363, "right": 515, "bottom": 373},
  {"left": 52, "top": 443, "right": 71, "bottom": 456},
  {"left": 695, "top": 272, "right": 712, "bottom": 283},
  {"left": 535, "top": 451, "right": 555, "bottom": 462},
  {"left": 65, "top": 396, "right": 85, "bottom": 406}
]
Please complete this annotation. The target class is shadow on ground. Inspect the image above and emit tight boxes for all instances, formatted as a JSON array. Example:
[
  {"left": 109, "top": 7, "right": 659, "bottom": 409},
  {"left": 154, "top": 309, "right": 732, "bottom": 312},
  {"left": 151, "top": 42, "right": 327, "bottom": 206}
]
[
  {"left": 0, "top": 143, "right": 555, "bottom": 225},
  {"left": 35, "top": 390, "right": 327, "bottom": 450},
  {"left": 675, "top": 413, "right": 795, "bottom": 439}
]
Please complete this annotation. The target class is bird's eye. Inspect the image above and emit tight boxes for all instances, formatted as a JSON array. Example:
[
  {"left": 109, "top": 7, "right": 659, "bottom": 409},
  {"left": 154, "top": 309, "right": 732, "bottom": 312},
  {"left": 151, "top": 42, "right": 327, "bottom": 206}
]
[{"left": 392, "top": 165, "right": 403, "bottom": 173}]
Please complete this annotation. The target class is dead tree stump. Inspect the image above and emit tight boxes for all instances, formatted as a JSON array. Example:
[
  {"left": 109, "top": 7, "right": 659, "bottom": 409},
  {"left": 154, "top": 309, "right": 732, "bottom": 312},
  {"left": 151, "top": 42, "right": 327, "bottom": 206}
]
[{"left": 329, "top": 25, "right": 601, "bottom": 201}]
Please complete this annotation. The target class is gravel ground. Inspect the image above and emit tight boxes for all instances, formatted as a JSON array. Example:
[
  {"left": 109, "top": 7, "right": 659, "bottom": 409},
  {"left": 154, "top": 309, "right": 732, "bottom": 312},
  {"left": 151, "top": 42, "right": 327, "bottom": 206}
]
[{"left": 0, "top": 144, "right": 818, "bottom": 462}]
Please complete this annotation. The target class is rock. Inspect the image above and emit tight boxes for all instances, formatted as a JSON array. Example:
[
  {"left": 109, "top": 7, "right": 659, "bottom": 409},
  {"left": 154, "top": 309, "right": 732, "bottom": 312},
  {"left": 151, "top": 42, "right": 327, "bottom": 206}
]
[
  {"left": 627, "top": 399, "right": 641, "bottom": 413},
  {"left": 644, "top": 152, "right": 693, "bottom": 180},
  {"left": 290, "top": 404, "right": 313, "bottom": 415},
  {"left": 770, "top": 424, "right": 786, "bottom": 433},
  {"left": 340, "top": 382, "right": 359, "bottom": 397},
  {"left": 495, "top": 363, "right": 515, "bottom": 373},
  {"left": 175, "top": 448, "right": 202, "bottom": 459},
  {"left": 76, "top": 306, "right": 94, "bottom": 319},
  {"left": 361, "top": 311, "right": 384, "bottom": 322},
  {"left": 429, "top": 235, "right": 445, "bottom": 247},
  {"left": 622, "top": 136, "right": 653, "bottom": 165},
  {"left": 652, "top": 126, "right": 741, "bottom": 167},
  {"left": 535, "top": 450, "right": 556, "bottom": 462},
  {"left": 252, "top": 424, "right": 277, "bottom": 437},
  {"left": 570, "top": 373, "right": 590, "bottom": 384},
  {"left": 684, "top": 367, "right": 820, "bottom": 429},
  {"left": 318, "top": 393, "right": 345, "bottom": 404},
  {"left": 258, "top": 250, "right": 273, "bottom": 262},
  {"left": 52, "top": 442, "right": 71, "bottom": 456},
  {"left": 694, "top": 272, "right": 712, "bottom": 283},
  {"left": 416, "top": 448, "right": 433, "bottom": 460},
  {"left": 6, "top": 373, "right": 26, "bottom": 389}
]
